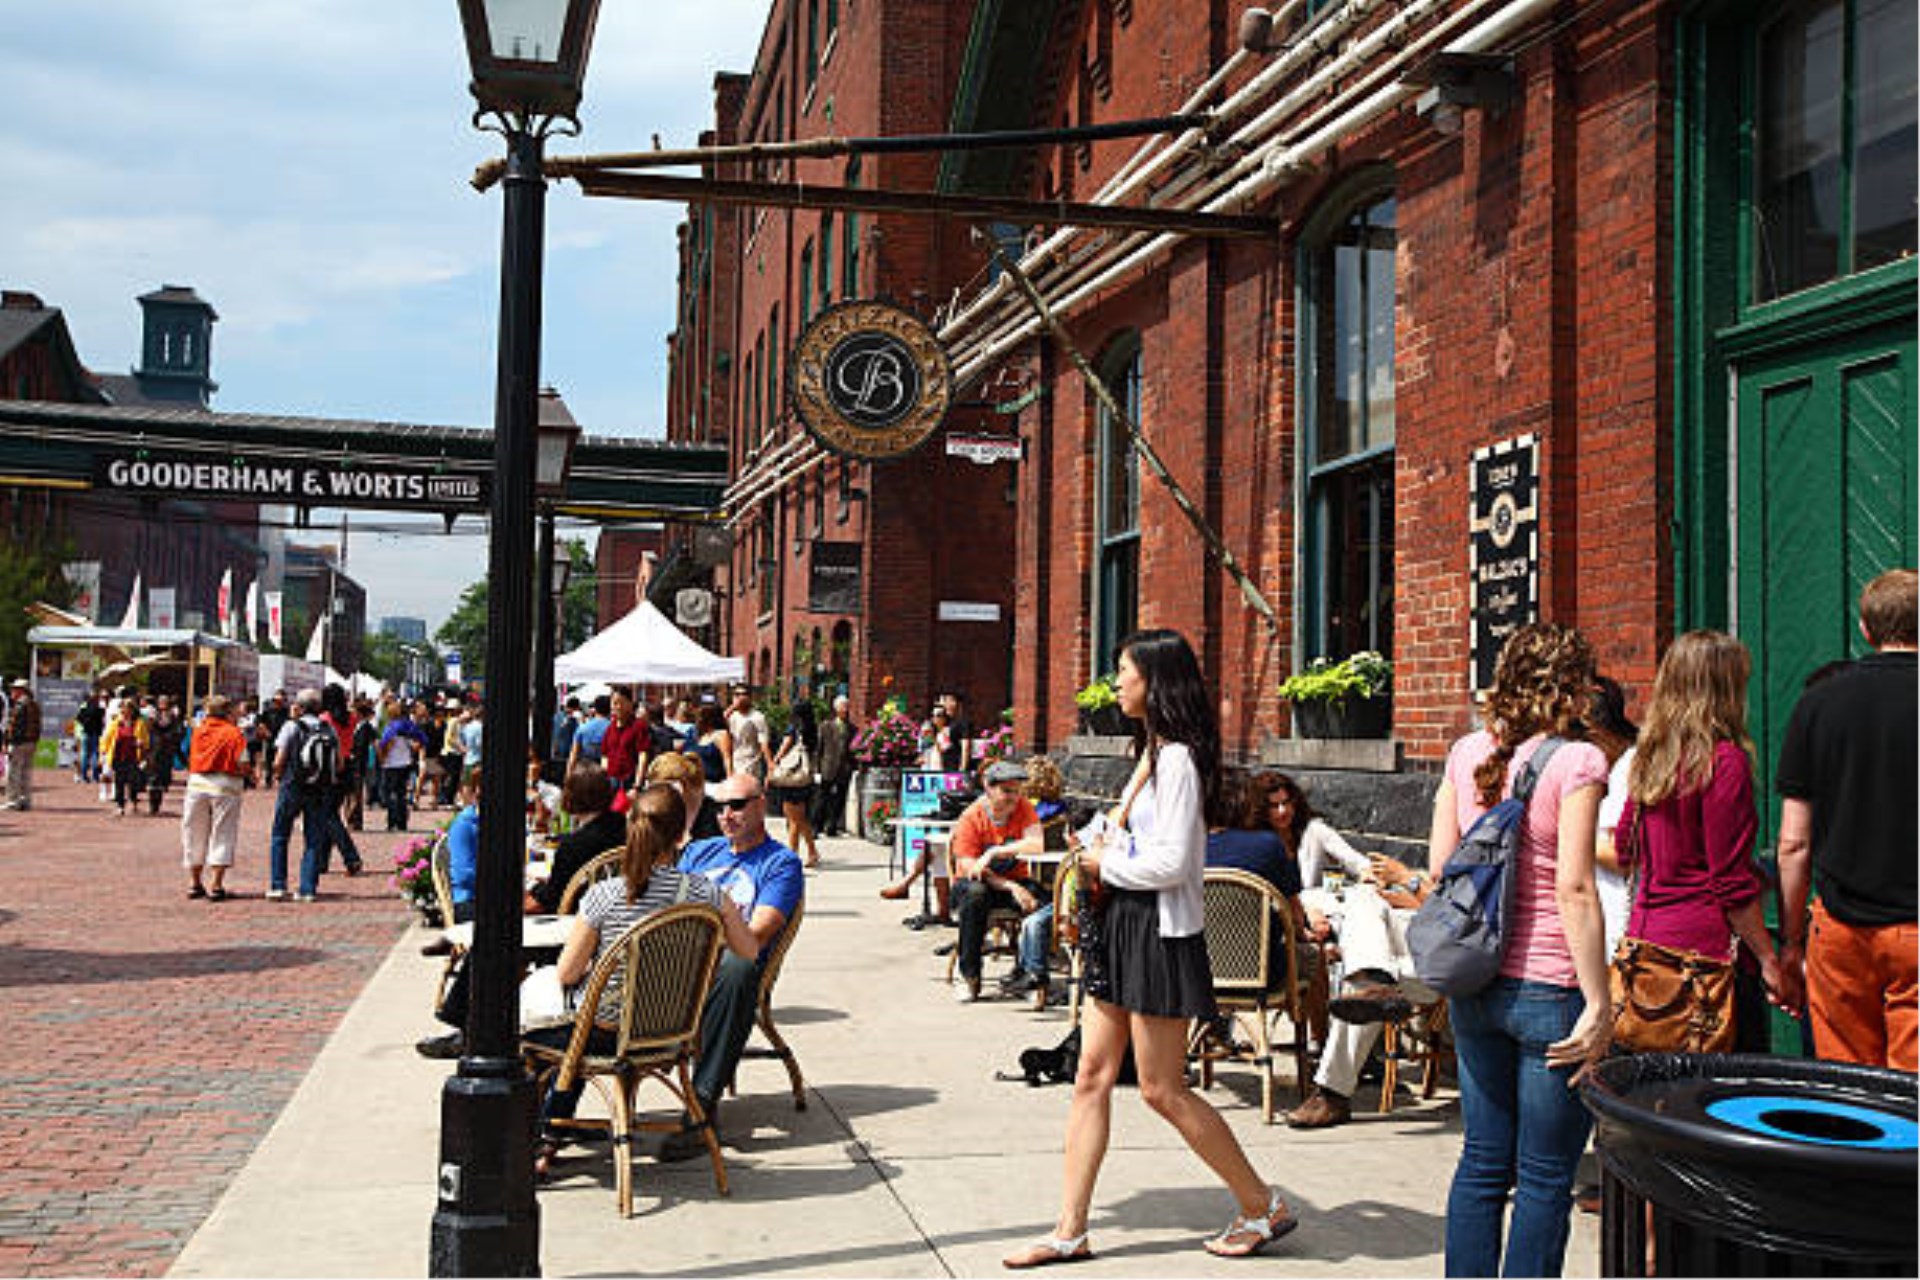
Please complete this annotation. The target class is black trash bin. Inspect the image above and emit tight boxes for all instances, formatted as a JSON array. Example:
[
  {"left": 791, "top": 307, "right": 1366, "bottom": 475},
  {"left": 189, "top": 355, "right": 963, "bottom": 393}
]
[{"left": 1582, "top": 1053, "right": 1917, "bottom": 1276}]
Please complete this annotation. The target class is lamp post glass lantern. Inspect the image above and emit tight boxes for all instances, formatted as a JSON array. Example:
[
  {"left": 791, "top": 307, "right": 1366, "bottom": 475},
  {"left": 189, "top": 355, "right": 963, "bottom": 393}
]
[{"left": 434, "top": 3, "right": 598, "bottom": 1276}]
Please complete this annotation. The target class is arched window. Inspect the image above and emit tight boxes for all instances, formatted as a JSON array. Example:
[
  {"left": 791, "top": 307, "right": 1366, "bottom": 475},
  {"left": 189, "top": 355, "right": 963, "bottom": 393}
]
[
  {"left": 1093, "top": 333, "right": 1141, "bottom": 671},
  {"left": 1298, "top": 180, "right": 1396, "bottom": 663}
]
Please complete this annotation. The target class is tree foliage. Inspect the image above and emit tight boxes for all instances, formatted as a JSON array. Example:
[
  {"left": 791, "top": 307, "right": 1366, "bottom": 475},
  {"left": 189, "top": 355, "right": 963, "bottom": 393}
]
[
  {"left": 433, "top": 538, "right": 597, "bottom": 682},
  {"left": 0, "top": 538, "right": 76, "bottom": 678}
]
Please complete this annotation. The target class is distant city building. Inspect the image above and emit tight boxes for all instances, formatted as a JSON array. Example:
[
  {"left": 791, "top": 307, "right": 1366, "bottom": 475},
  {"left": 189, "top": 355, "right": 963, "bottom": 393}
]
[
  {"left": 284, "top": 543, "right": 366, "bottom": 674},
  {"left": 379, "top": 616, "right": 428, "bottom": 643}
]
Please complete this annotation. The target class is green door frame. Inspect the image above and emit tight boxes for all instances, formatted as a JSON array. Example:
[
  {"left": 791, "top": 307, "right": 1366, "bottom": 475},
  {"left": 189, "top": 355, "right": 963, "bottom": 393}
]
[{"left": 1673, "top": 0, "right": 1917, "bottom": 633}]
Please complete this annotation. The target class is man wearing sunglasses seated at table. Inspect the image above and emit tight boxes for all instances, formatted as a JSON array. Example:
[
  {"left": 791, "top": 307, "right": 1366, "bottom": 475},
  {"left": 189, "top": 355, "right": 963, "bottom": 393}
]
[
  {"left": 949, "top": 759, "right": 1050, "bottom": 1004},
  {"left": 658, "top": 772, "right": 806, "bottom": 1161}
]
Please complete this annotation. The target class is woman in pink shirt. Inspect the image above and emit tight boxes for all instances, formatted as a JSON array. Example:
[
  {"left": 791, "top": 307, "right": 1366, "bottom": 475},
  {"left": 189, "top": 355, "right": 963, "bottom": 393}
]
[
  {"left": 1615, "top": 631, "right": 1797, "bottom": 1045},
  {"left": 1432, "top": 623, "right": 1611, "bottom": 1277}
]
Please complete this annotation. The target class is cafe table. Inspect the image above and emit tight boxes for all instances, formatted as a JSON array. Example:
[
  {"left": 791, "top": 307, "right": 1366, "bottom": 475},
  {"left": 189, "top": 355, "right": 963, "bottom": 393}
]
[{"left": 442, "top": 913, "right": 574, "bottom": 951}]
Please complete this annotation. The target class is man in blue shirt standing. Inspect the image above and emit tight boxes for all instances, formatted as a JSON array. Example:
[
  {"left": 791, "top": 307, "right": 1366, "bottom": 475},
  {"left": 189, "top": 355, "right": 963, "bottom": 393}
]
[{"left": 663, "top": 772, "right": 805, "bottom": 1159}]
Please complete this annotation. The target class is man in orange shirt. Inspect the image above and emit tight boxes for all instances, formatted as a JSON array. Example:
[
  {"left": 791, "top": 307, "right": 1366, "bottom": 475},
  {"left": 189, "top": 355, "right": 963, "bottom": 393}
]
[
  {"left": 951, "top": 759, "right": 1049, "bottom": 1003},
  {"left": 182, "top": 695, "right": 250, "bottom": 901}
]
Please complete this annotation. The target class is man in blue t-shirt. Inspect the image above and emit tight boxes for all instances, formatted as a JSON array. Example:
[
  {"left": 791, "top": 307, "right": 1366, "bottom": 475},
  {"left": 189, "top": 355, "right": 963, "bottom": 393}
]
[
  {"left": 663, "top": 771, "right": 804, "bottom": 1159},
  {"left": 568, "top": 695, "right": 611, "bottom": 773}
]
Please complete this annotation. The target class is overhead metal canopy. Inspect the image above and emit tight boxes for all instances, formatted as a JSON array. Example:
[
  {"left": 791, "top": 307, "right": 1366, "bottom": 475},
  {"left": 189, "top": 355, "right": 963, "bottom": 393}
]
[{"left": 0, "top": 399, "right": 728, "bottom": 522}]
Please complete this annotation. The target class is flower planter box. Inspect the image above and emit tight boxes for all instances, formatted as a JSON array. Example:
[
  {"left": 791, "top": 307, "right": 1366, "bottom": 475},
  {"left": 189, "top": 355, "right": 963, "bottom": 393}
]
[
  {"left": 1290, "top": 696, "right": 1392, "bottom": 740},
  {"left": 1078, "top": 705, "right": 1133, "bottom": 737}
]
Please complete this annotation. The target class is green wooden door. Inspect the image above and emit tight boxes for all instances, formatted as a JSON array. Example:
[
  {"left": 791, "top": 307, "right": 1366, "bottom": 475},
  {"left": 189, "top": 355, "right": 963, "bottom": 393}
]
[{"left": 1736, "top": 321, "right": 1918, "bottom": 812}]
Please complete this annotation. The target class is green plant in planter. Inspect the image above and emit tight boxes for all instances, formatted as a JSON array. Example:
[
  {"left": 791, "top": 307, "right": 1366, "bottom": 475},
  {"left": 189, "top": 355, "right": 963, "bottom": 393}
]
[
  {"left": 1074, "top": 672, "right": 1120, "bottom": 711},
  {"left": 1279, "top": 650, "right": 1393, "bottom": 706}
]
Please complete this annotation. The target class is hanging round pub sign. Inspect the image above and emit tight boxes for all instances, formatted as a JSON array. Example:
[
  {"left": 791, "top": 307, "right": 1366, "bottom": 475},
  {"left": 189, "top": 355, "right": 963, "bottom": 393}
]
[{"left": 789, "top": 300, "right": 952, "bottom": 460}]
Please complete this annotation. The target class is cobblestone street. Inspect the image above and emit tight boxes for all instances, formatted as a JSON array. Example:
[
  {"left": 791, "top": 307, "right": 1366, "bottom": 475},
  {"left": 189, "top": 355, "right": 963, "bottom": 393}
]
[{"left": 0, "top": 777, "right": 420, "bottom": 1277}]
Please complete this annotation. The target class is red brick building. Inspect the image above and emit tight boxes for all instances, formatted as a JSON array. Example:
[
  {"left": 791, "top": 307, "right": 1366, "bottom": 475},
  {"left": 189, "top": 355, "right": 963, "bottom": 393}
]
[
  {"left": 669, "top": 0, "right": 1915, "bottom": 821},
  {"left": 932, "top": 0, "right": 1914, "bottom": 814},
  {"left": 664, "top": 0, "right": 1019, "bottom": 719}
]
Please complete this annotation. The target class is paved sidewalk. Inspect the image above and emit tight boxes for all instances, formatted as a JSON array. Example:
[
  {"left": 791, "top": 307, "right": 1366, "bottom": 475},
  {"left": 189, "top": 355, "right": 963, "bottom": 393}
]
[
  {"left": 0, "top": 774, "right": 429, "bottom": 1277},
  {"left": 167, "top": 825, "right": 1601, "bottom": 1278}
]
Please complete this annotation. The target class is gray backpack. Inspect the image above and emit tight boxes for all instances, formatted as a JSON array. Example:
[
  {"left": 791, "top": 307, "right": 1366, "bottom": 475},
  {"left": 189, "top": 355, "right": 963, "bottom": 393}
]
[{"left": 1407, "top": 738, "right": 1565, "bottom": 998}]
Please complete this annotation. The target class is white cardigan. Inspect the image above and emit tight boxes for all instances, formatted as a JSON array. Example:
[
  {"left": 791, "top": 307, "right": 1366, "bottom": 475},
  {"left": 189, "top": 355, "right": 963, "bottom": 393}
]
[
  {"left": 1099, "top": 742, "right": 1207, "bottom": 938},
  {"left": 1295, "top": 817, "right": 1370, "bottom": 888}
]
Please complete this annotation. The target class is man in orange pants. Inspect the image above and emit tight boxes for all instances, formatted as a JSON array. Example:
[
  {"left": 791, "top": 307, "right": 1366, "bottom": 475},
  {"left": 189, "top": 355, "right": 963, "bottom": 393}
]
[{"left": 1776, "top": 569, "right": 1917, "bottom": 1070}]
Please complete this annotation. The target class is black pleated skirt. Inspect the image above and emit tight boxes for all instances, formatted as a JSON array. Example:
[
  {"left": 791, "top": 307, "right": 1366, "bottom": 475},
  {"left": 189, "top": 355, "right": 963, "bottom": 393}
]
[{"left": 1084, "top": 887, "right": 1217, "bottom": 1020}]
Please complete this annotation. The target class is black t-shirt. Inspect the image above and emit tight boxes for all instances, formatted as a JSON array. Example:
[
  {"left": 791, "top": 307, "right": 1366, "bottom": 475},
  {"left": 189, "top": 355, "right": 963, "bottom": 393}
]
[
  {"left": 532, "top": 809, "right": 629, "bottom": 914},
  {"left": 1775, "top": 651, "right": 1917, "bottom": 926}
]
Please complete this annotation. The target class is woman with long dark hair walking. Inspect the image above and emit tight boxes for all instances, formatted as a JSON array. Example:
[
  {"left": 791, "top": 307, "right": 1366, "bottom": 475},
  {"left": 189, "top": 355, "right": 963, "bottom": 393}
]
[{"left": 1004, "top": 629, "right": 1296, "bottom": 1268}]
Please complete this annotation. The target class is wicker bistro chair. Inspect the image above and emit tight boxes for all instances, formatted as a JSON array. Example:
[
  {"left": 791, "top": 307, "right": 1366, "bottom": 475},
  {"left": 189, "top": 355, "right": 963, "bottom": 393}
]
[
  {"left": 557, "top": 847, "right": 625, "bottom": 915},
  {"left": 1378, "top": 998, "right": 1452, "bottom": 1113},
  {"left": 521, "top": 902, "right": 728, "bottom": 1217},
  {"left": 1050, "top": 857, "right": 1086, "bottom": 1025},
  {"left": 428, "top": 833, "right": 463, "bottom": 1011},
  {"left": 1190, "top": 868, "right": 1315, "bottom": 1124},
  {"left": 729, "top": 898, "right": 809, "bottom": 1109},
  {"left": 943, "top": 850, "right": 1059, "bottom": 990}
]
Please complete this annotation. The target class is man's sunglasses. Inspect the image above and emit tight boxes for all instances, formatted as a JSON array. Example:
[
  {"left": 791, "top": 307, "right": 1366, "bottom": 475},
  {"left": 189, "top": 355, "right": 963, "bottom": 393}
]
[{"left": 717, "top": 795, "right": 761, "bottom": 812}]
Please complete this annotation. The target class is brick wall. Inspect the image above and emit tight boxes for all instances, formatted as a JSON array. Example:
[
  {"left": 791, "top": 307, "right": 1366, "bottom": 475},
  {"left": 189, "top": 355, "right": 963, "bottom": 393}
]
[{"left": 1000, "top": 0, "right": 1673, "bottom": 762}]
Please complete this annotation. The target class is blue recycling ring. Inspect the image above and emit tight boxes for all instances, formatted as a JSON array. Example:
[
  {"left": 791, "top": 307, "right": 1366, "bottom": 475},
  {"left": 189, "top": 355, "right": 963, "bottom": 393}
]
[{"left": 1705, "top": 1093, "right": 1918, "bottom": 1150}]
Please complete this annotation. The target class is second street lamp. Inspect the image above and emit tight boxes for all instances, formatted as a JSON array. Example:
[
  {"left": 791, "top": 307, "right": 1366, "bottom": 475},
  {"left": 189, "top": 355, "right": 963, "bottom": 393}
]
[{"left": 435, "top": 3, "right": 600, "bottom": 1276}]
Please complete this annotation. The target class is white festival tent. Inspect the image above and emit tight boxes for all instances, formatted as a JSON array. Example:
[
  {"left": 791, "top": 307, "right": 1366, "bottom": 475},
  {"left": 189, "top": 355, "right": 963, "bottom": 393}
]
[{"left": 554, "top": 601, "right": 744, "bottom": 687}]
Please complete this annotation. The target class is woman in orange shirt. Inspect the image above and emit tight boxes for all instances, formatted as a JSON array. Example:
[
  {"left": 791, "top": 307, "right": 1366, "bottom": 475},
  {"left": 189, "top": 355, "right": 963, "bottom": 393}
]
[{"left": 182, "top": 696, "right": 250, "bottom": 901}]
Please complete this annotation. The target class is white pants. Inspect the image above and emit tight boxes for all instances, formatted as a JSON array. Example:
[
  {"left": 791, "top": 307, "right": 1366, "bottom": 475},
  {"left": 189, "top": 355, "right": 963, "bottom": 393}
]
[
  {"left": 1303, "top": 883, "right": 1435, "bottom": 1097},
  {"left": 181, "top": 780, "right": 244, "bottom": 868}
]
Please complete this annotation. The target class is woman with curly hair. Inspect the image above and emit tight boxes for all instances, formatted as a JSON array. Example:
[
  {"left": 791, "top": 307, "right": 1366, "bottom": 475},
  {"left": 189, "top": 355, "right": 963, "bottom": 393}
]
[{"left": 1433, "top": 622, "right": 1611, "bottom": 1277}]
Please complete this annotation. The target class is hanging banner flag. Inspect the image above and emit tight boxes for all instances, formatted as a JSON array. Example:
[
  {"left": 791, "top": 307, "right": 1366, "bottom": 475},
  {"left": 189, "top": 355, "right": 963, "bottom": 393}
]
[
  {"left": 304, "top": 614, "right": 327, "bottom": 663},
  {"left": 265, "top": 591, "right": 283, "bottom": 649},
  {"left": 245, "top": 580, "right": 259, "bottom": 645},
  {"left": 217, "top": 569, "right": 234, "bottom": 637},
  {"left": 120, "top": 573, "right": 143, "bottom": 630},
  {"left": 444, "top": 649, "right": 464, "bottom": 686},
  {"left": 62, "top": 562, "right": 102, "bottom": 622},
  {"left": 149, "top": 587, "right": 177, "bottom": 630}
]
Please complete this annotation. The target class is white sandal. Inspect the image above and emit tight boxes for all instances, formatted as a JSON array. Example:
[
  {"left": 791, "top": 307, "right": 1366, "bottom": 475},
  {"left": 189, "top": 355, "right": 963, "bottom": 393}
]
[
  {"left": 1003, "top": 1233, "right": 1093, "bottom": 1269},
  {"left": 1204, "top": 1188, "right": 1299, "bottom": 1257}
]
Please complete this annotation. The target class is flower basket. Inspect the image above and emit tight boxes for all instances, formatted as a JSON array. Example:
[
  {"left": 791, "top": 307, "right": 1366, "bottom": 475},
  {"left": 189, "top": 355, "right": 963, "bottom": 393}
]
[
  {"left": 1280, "top": 651, "right": 1393, "bottom": 740},
  {"left": 1074, "top": 673, "right": 1133, "bottom": 736},
  {"left": 391, "top": 832, "right": 440, "bottom": 923}
]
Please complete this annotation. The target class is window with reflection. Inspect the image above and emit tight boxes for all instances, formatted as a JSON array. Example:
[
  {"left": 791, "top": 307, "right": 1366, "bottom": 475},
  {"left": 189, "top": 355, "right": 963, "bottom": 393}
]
[
  {"left": 1753, "top": 0, "right": 1916, "bottom": 302},
  {"left": 1094, "top": 334, "right": 1141, "bottom": 670},
  {"left": 1300, "top": 189, "right": 1395, "bottom": 663}
]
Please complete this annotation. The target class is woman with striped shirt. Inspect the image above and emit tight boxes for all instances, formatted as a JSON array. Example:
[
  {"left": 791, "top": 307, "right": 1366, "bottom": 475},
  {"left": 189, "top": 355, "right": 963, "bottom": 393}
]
[{"left": 531, "top": 784, "right": 756, "bottom": 1177}]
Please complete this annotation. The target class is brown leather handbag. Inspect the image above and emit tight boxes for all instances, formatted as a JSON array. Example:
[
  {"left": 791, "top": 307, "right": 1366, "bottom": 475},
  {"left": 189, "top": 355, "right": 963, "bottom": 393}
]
[{"left": 1608, "top": 808, "right": 1737, "bottom": 1054}]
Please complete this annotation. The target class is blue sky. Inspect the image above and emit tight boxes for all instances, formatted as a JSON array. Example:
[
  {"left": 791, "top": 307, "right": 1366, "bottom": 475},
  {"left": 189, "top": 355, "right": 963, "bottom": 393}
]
[{"left": 2, "top": 0, "right": 766, "bottom": 633}]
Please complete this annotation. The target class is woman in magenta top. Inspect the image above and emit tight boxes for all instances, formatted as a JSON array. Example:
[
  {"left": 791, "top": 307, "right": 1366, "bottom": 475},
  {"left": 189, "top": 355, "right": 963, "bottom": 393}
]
[
  {"left": 1615, "top": 631, "right": 1794, "bottom": 1039},
  {"left": 1431, "top": 623, "right": 1611, "bottom": 1278}
]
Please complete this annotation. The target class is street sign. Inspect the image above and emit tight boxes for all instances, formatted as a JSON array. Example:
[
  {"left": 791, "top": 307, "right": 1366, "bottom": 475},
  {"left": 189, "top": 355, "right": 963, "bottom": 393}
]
[
  {"left": 1468, "top": 433, "right": 1540, "bottom": 692},
  {"left": 945, "top": 433, "right": 1025, "bottom": 465}
]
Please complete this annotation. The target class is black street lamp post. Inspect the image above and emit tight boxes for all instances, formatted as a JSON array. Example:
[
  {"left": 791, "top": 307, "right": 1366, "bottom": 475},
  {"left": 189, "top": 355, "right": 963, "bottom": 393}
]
[{"left": 434, "top": 4, "right": 598, "bottom": 1275}]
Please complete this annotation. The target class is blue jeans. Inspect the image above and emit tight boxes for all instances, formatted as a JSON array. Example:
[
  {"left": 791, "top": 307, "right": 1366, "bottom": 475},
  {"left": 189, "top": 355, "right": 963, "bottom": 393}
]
[
  {"left": 268, "top": 783, "right": 328, "bottom": 896},
  {"left": 81, "top": 734, "right": 101, "bottom": 782},
  {"left": 1018, "top": 904, "right": 1053, "bottom": 979},
  {"left": 1445, "top": 978, "right": 1592, "bottom": 1278}
]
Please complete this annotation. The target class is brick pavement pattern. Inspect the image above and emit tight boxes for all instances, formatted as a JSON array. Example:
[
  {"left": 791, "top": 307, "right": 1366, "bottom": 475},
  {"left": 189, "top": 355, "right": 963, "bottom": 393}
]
[{"left": 0, "top": 775, "right": 433, "bottom": 1277}]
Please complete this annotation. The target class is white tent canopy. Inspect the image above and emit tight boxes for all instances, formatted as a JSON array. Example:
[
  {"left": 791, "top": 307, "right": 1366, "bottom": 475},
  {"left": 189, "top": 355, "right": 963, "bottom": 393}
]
[{"left": 554, "top": 601, "right": 744, "bottom": 686}]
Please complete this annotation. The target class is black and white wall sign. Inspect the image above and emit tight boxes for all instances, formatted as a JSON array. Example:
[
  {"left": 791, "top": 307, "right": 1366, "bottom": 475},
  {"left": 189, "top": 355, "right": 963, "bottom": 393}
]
[
  {"left": 808, "top": 541, "right": 863, "bottom": 614},
  {"left": 94, "top": 452, "right": 488, "bottom": 509},
  {"left": 1469, "top": 434, "right": 1540, "bottom": 692},
  {"left": 791, "top": 301, "right": 952, "bottom": 459}
]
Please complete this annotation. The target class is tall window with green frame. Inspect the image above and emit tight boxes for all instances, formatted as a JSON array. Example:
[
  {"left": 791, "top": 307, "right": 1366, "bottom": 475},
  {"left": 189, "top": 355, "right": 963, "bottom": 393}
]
[
  {"left": 1299, "top": 189, "right": 1396, "bottom": 663},
  {"left": 1093, "top": 334, "right": 1141, "bottom": 671},
  {"left": 766, "top": 305, "right": 781, "bottom": 442},
  {"left": 799, "top": 241, "right": 814, "bottom": 327},
  {"left": 1750, "top": 0, "right": 1915, "bottom": 304},
  {"left": 843, "top": 157, "right": 861, "bottom": 299}
]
